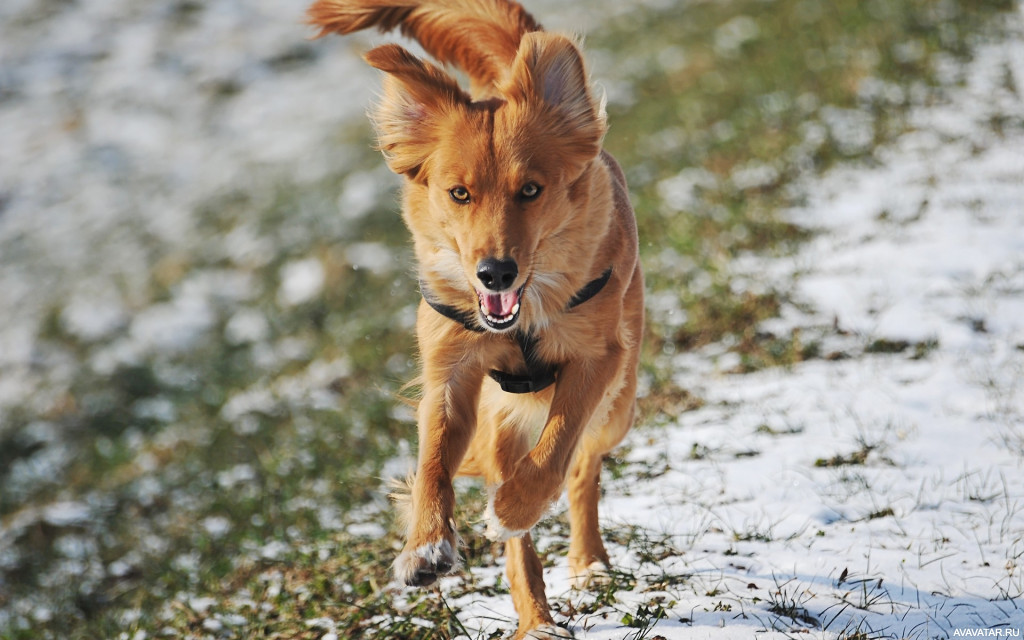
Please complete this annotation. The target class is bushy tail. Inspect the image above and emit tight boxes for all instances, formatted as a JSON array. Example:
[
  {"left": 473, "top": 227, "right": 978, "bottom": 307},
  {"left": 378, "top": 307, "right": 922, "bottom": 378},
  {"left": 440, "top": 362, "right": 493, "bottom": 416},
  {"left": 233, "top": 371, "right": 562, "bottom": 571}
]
[{"left": 307, "top": 0, "right": 542, "bottom": 94}]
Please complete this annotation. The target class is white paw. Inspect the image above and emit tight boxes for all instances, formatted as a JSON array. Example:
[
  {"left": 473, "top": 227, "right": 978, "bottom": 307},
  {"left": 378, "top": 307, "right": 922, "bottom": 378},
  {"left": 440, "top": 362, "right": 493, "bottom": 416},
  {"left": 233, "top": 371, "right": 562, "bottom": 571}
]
[
  {"left": 392, "top": 538, "right": 460, "bottom": 587},
  {"left": 569, "top": 560, "right": 611, "bottom": 589},
  {"left": 483, "top": 489, "right": 527, "bottom": 542},
  {"left": 525, "top": 623, "right": 574, "bottom": 639}
]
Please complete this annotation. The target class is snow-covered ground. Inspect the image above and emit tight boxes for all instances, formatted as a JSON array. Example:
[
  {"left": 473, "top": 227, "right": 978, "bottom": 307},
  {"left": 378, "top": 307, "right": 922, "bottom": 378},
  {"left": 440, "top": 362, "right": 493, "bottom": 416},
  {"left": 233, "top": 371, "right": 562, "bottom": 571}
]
[
  {"left": 0, "top": 0, "right": 382, "bottom": 423},
  {"left": 442, "top": 7, "right": 1024, "bottom": 639},
  {"left": 2, "top": 0, "right": 1022, "bottom": 637}
]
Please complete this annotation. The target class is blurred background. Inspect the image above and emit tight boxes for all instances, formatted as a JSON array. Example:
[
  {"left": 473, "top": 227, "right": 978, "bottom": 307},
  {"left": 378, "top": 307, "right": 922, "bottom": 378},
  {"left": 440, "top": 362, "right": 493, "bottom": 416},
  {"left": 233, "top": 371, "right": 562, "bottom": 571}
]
[{"left": 0, "top": 0, "right": 1019, "bottom": 637}]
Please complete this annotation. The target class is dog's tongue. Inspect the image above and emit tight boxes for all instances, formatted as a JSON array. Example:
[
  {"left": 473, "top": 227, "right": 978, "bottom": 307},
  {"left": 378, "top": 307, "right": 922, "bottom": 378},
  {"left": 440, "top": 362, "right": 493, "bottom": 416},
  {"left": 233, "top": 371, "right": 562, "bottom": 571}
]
[{"left": 482, "top": 290, "right": 518, "bottom": 317}]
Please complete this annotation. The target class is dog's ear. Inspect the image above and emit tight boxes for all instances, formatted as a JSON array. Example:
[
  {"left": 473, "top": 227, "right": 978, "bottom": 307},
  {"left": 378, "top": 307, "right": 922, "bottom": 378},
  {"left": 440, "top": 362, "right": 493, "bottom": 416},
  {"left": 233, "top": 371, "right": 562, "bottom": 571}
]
[
  {"left": 365, "top": 44, "right": 471, "bottom": 180},
  {"left": 505, "top": 33, "right": 607, "bottom": 162}
]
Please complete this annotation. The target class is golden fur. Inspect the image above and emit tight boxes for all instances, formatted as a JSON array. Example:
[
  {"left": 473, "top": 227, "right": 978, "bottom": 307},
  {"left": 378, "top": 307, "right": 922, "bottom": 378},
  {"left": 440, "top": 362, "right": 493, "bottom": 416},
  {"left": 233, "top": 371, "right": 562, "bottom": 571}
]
[{"left": 308, "top": 1, "right": 644, "bottom": 637}]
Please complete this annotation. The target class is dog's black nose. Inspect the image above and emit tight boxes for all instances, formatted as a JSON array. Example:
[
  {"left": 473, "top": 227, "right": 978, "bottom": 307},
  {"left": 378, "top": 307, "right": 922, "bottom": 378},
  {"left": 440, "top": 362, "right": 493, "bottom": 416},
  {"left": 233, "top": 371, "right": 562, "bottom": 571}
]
[{"left": 476, "top": 257, "right": 518, "bottom": 291}]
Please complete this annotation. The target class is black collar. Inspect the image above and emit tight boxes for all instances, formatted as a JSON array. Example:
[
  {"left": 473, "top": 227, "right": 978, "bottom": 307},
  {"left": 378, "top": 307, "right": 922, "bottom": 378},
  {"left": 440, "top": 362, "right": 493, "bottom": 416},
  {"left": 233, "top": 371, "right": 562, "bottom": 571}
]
[
  {"left": 567, "top": 267, "right": 612, "bottom": 310},
  {"left": 419, "top": 267, "right": 612, "bottom": 394}
]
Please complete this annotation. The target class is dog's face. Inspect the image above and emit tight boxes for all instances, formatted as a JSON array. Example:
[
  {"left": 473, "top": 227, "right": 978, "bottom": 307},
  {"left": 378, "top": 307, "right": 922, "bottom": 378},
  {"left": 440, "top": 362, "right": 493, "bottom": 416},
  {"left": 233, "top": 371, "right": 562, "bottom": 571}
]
[{"left": 365, "top": 34, "right": 606, "bottom": 332}]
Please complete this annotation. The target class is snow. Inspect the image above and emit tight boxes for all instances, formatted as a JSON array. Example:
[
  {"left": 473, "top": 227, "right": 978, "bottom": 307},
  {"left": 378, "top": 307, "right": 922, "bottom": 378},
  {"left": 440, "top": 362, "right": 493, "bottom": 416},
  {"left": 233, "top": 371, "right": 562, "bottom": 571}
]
[
  {"left": 345, "top": 241, "right": 397, "bottom": 275},
  {"left": 1, "top": 0, "right": 1021, "bottom": 636},
  {"left": 0, "top": 0, "right": 377, "bottom": 377},
  {"left": 428, "top": 7, "right": 1024, "bottom": 639},
  {"left": 278, "top": 257, "right": 326, "bottom": 306}
]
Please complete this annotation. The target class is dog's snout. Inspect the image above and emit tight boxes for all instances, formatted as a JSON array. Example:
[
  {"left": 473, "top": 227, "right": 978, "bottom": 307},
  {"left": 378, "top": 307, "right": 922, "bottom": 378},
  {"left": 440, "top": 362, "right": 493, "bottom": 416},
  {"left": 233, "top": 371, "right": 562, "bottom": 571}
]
[{"left": 476, "top": 257, "right": 518, "bottom": 291}]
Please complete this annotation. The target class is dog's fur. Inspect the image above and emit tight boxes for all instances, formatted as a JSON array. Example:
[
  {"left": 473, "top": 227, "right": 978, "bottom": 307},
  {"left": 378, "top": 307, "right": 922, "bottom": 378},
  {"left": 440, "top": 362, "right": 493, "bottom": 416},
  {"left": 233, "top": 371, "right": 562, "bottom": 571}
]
[{"left": 308, "top": 1, "right": 644, "bottom": 636}]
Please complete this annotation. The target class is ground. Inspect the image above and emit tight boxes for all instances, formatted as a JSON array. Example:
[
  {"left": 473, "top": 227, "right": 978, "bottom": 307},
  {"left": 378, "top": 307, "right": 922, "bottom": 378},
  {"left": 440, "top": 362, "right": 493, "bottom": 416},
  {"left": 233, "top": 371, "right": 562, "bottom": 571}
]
[{"left": 1, "top": 0, "right": 1022, "bottom": 638}]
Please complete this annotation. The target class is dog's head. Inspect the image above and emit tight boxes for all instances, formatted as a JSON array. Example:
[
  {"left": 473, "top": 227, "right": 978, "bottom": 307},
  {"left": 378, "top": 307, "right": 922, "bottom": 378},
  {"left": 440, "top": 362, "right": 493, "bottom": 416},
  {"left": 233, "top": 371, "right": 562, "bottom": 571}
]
[{"left": 365, "top": 33, "right": 607, "bottom": 332}]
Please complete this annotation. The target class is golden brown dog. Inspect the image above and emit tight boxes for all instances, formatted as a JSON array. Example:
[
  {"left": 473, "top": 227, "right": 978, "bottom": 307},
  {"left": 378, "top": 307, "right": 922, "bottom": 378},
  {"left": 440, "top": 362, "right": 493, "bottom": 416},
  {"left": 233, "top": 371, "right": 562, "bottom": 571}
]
[{"left": 308, "top": 1, "right": 644, "bottom": 636}]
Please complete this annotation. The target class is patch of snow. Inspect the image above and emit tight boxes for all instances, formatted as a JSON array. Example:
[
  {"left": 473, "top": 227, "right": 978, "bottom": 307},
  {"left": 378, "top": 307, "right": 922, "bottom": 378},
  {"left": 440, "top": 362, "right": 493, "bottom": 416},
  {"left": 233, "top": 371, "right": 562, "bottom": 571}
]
[
  {"left": 730, "top": 160, "right": 780, "bottom": 191},
  {"left": 337, "top": 170, "right": 394, "bottom": 220},
  {"left": 60, "top": 284, "right": 129, "bottom": 342},
  {"left": 201, "top": 516, "right": 232, "bottom": 539},
  {"left": 820, "top": 105, "right": 876, "bottom": 156},
  {"left": 277, "top": 258, "right": 325, "bottom": 307},
  {"left": 345, "top": 241, "right": 395, "bottom": 275},
  {"left": 259, "top": 540, "right": 290, "bottom": 562},
  {"left": 714, "top": 15, "right": 760, "bottom": 57},
  {"left": 42, "top": 502, "right": 91, "bottom": 528},
  {"left": 657, "top": 168, "right": 719, "bottom": 213},
  {"left": 224, "top": 308, "right": 271, "bottom": 345},
  {"left": 129, "top": 296, "right": 215, "bottom": 355}
]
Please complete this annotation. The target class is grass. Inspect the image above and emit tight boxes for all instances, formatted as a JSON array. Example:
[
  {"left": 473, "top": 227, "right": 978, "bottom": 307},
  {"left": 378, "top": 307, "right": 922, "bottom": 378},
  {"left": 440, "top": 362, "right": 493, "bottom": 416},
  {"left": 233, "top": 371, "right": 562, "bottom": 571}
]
[
  {"left": 1, "top": 0, "right": 1020, "bottom": 638},
  {"left": 764, "top": 575, "right": 820, "bottom": 630},
  {"left": 599, "top": 0, "right": 1014, "bottom": 377}
]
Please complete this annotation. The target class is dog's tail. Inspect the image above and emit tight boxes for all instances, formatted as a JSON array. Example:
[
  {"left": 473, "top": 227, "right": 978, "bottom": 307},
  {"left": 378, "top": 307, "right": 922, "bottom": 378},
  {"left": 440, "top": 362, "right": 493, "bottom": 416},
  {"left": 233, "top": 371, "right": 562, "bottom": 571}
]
[{"left": 307, "top": 0, "right": 542, "bottom": 94}]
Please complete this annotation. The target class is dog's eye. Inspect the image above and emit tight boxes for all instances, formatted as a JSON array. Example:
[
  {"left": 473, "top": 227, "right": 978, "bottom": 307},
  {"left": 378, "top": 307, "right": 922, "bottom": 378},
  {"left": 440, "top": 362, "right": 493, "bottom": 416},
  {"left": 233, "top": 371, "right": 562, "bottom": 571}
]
[
  {"left": 520, "top": 182, "right": 542, "bottom": 200},
  {"left": 449, "top": 186, "right": 471, "bottom": 204}
]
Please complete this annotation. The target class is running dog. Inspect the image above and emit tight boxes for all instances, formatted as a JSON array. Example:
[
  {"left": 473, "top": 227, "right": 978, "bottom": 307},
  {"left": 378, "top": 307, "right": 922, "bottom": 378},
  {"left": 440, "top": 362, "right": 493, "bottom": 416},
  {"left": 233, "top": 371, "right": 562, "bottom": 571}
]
[{"left": 308, "top": 1, "right": 644, "bottom": 636}]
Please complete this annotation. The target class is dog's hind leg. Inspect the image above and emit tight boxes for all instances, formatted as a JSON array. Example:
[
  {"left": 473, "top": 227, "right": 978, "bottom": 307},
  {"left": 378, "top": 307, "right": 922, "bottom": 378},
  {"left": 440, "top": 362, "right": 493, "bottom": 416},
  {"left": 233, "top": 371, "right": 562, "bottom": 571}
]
[
  {"left": 568, "top": 267, "right": 643, "bottom": 588},
  {"left": 566, "top": 440, "right": 612, "bottom": 588},
  {"left": 567, "top": 367, "right": 638, "bottom": 587}
]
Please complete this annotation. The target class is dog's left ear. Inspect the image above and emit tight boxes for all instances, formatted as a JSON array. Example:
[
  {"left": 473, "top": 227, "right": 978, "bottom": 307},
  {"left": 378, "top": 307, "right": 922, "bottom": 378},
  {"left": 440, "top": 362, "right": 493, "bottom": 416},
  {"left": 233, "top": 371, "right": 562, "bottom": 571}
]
[
  {"left": 365, "top": 44, "right": 471, "bottom": 180},
  {"left": 505, "top": 32, "right": 607, "bottom": 162}
]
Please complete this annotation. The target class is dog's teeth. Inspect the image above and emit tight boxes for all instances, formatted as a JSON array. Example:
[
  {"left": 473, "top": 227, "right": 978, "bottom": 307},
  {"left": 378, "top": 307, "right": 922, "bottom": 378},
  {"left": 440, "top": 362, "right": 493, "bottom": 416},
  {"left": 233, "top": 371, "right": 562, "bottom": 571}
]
[
  {"left": 484, "top": 312, "right": 516, "bottom": 326},
  {"left": 511, "top": 303, "right": 519, "bottom": 315}
]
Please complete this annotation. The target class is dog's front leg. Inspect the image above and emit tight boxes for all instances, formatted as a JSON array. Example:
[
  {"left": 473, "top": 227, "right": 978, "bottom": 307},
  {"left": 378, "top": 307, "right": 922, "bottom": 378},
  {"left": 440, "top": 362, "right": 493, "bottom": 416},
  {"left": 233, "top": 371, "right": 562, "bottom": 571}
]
[
  {"left": 393, "top": 333, "right": 483, "bottom": 586},
  {"left": 485, "top": 346, "right": 624, "bottom": 541}
]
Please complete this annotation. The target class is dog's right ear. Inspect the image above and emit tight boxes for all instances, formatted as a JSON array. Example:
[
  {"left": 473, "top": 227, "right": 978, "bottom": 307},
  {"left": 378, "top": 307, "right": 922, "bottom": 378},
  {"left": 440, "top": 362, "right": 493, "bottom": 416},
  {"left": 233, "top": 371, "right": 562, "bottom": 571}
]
[{"left": 364, "top": 44, "right": 470, "bottom": 180}]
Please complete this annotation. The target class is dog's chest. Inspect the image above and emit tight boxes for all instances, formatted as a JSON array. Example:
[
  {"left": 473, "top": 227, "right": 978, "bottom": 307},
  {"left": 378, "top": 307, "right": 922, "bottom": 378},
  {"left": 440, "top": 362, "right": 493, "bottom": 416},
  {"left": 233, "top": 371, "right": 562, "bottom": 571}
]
[{"left": 475, "top": 384, "right": 549, "bottom": 458}]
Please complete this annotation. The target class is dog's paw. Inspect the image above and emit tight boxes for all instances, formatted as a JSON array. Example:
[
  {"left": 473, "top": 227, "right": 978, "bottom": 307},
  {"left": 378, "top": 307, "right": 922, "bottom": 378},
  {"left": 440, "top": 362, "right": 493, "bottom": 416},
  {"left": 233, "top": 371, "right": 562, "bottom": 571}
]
[
  {"left": 523, "top": 623, "right": 574, "bottom": 639},
  {"left": 569, "top": 560, "right": 611, "bottom": 590},
  {"left": 483, "top": 489, "right": 528, "bottom": 542},
  {"left": 392, "top": 537, "right": 460, "bottom": 587}
]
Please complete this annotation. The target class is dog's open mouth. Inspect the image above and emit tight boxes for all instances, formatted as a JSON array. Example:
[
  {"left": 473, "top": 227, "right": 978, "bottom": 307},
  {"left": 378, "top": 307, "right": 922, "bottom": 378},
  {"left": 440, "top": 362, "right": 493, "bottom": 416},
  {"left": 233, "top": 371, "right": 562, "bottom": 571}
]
[{"left": 477, "top": 286, "right": 524, "bottom": 330}]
